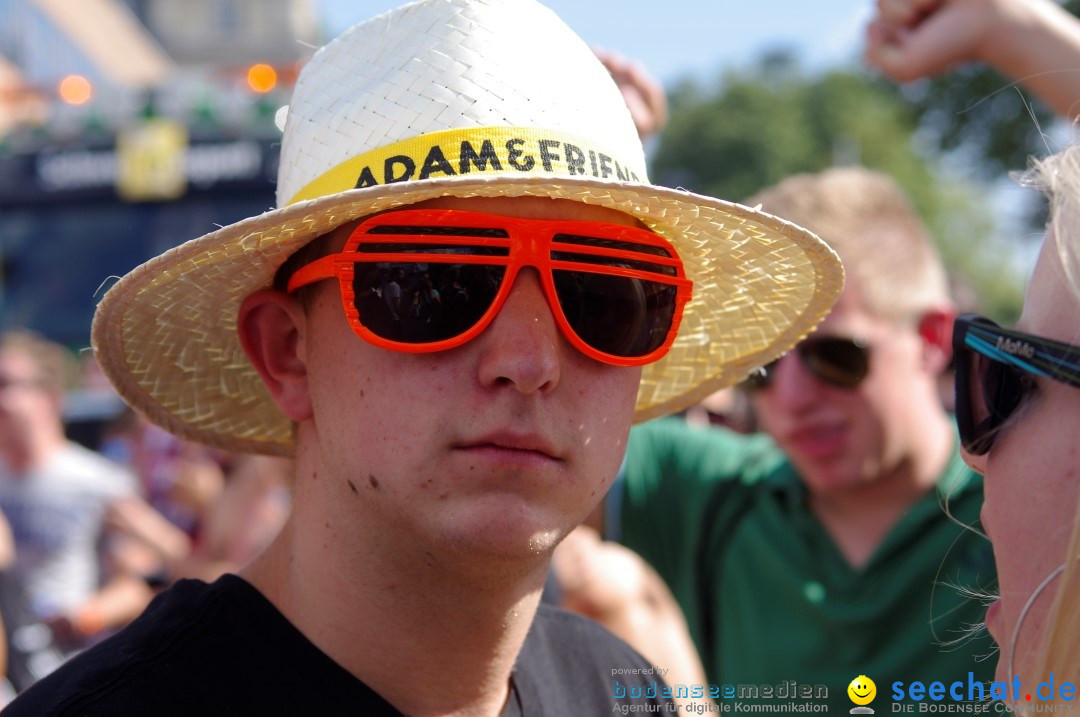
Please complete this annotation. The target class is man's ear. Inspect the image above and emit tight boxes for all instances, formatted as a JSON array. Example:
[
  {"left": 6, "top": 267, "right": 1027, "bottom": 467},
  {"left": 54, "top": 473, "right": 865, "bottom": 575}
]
[
  {"left": 237, "top": 289, "right": 314, "bottom": 421},
  {"left": 916, "top": 307, "right": 956, "bottom": 376}
]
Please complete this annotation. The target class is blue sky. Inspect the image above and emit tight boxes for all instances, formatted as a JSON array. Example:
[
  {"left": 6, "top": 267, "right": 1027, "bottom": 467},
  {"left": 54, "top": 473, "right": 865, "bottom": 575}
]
[{"left": 313, "top": 1, "right": 872, "bottom": 85}]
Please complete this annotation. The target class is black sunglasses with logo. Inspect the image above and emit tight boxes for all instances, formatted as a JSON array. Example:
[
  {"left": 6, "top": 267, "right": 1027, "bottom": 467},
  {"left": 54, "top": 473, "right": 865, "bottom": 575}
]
[
  {"left": 742, "top": 335, "right": 870, "bottom": 391},
  {"left": 953, "top": 313, "right": 1080, "bottom": 455}
]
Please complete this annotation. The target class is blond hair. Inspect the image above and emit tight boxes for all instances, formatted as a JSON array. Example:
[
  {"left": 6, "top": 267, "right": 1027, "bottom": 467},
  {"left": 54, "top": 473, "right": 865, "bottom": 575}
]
[
  {"left": 746, "top": 167, "right": 950, "bottom": 321},
  {"left": 1026, "top": 145, "right": 1080, "bottom": 305},
  {"left": 0, "top": 329, "right": 74, "bottom": 397},
  {"left": 1020, "top": 146, "right": 1080, "bottom": 696}
]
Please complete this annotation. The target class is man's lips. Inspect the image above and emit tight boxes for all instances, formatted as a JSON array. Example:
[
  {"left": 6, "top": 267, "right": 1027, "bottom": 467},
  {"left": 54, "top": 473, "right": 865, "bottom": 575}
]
[
  {"left": 784, "top": 423, "right": 849, "bottom": 459},
  {"left": 454, "top": 432, "right": 563, "bottom": 464}
]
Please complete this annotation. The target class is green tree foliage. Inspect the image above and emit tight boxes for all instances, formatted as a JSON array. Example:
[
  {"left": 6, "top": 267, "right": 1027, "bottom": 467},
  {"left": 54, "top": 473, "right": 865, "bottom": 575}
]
[
  {"left": 903, "top": 0, "right": 1080, "bottom": 183},
  {"left": 904, "top": 68, "right": 1057, "bottom": 183},
  {"left": 651, "top": 53, "right": 1025, "bottom": 322}
]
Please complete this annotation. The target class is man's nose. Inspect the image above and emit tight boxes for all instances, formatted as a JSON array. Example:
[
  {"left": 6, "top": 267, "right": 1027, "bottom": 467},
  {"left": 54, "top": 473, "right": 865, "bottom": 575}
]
[{"left": 475, "top": 268, "right": 562, "bottom": 395}]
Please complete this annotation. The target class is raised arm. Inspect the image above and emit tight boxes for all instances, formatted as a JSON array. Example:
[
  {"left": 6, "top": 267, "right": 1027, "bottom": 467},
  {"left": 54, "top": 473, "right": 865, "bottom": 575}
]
[{"left": 866, "top": 0, "right": 1080, "bottom": 121}]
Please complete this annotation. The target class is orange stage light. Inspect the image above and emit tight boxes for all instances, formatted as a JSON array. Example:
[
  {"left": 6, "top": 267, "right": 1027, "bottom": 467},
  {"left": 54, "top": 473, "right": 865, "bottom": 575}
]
[
  {"left": 247, "top": 64, "right": 278, "bottom": 93},
  {"left": 59, "top": 75, "right": 93, "bottom": 105}
]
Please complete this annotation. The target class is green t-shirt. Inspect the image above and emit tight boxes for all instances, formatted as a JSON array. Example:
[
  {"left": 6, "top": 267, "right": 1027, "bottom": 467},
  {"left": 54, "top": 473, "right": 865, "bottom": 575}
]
[{"left": 620, "top": 417, "right": 997, "bottom": 713}]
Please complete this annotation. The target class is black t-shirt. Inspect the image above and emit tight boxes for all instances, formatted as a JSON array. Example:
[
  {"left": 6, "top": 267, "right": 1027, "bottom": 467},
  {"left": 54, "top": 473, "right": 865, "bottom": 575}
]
[{"left": 3, "top": 574, "right": 675, "bottom": 716}]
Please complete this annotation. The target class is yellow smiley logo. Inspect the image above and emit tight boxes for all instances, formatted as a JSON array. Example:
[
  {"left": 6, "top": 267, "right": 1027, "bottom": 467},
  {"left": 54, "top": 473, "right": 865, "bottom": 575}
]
[{"left": 848, "top": 675, "right": 876, "bottom": 706}]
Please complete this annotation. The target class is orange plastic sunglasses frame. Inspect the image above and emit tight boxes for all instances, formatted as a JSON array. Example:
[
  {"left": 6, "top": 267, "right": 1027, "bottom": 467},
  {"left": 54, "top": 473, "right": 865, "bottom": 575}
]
[{"left": 286, "top": 208, "right": 693, "bottom": 366}]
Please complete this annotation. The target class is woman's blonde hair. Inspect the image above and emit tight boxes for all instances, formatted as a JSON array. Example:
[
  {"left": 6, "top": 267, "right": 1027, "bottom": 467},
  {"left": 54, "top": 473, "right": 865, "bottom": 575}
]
[{"left": 1018, "top": 145, "right": 1080, "bottom": 695}]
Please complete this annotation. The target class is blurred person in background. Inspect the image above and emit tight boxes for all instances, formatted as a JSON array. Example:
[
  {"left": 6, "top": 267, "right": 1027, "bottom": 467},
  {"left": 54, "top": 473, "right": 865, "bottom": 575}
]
[
  {"left": 0, "top": 508, "right": 13, "bottom": 703},
  {"left": 97, "top": 410, "right": 234, "bottom": 585},
  {"left": 868, "top": 0, "right": 1080, "bottom": 699},
  {"left": 105, "top": 453, "right": 291, "bottom": 584},
  {"left": 0, "top": 331, "right": 152, "bottom": 687},
  {"left": 682, "top": 387, "right": 757, "bottom": 434},
  {"left": 191, "top": 454, "right": 290, "bottom": 579},
  {"left": 556, "top": 168, "right": 997, "bottom": 713},
  {"left": 100, "top": 411, "right": 226, "bottom": 540},
  {"left": 595, "top": 48, "right": 670, "bottom": 143}
]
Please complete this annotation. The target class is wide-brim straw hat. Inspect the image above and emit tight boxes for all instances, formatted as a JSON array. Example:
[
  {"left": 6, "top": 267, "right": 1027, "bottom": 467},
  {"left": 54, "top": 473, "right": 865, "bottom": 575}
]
[{"left": 92, "top": 0, "right": 843, "bottom": 457}]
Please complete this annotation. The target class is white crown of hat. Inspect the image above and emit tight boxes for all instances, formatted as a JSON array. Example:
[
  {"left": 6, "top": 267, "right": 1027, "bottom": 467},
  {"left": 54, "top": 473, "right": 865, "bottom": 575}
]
[{"left": 278, "top": 0, "right": 647, "bottom": 207}]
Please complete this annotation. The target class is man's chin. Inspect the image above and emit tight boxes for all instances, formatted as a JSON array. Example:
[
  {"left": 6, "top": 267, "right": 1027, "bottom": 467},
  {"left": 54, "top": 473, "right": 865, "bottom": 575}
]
[
  {"left": 437, "top": 512, "right": 566, "bottom": 561},
  {"left": 788, "top": 458, "right": 860, "bottom": 497}
]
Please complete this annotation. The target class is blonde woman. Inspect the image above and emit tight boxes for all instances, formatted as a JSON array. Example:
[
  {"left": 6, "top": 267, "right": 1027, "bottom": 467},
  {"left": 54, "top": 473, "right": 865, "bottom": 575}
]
[
  {"left": 953, "top": 147, "right": 1080, "bottom": 697},
  {"left": 868, "top": 0, "right": 1080, "bottom": 698}
]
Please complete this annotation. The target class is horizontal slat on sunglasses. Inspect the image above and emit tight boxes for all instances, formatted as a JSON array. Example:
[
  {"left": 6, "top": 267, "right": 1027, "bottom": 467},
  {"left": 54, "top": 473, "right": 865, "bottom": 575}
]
[
  {"left": 355, "top": 243, "right": 509, "bottom": 256},
  {"left": 353, "top": 235, "right": 511, "bottom": 249},
  {"left": 549, "top": 260, "right": 691, "bottom": 286},
  {"left": 352, "top": 234, "right": 679, "bottom": 269},
  {"left": 365, "top": 225, "right": 509, "bottom": 238},
  {"left": 552, "top": 234, "right": 673, "bottom": 258},
  {"left": 337, "top": 253, "right": 690, "bottom": 286},
  {"left": 550, "top": 250, "right": 678, "bottom": 278},
  {"left": 341, "top": 253, "right": 513, "bottom": 266},
  {"left": 548, "top": 240, "right": 684, "bottom": 268}
]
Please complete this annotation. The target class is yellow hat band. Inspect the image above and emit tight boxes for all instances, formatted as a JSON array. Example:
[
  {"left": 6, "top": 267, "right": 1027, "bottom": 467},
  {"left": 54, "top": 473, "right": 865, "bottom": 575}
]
[{"left": 287, "top": 126, "right": 647, "bottom": 206}]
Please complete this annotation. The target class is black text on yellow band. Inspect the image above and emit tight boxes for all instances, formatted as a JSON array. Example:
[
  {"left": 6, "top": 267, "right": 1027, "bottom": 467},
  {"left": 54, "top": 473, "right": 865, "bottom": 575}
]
[{"left": 288, "top": 127, "right": 646, "bottom": 205}]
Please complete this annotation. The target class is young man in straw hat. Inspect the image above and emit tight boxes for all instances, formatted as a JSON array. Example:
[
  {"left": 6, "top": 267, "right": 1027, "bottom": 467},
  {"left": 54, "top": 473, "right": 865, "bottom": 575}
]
[
  {"left": 5, "top": 0, "right": 841, "bottom": 714},
  {"left": 558, "top": 167, "right": 997, "bottom": 713}
]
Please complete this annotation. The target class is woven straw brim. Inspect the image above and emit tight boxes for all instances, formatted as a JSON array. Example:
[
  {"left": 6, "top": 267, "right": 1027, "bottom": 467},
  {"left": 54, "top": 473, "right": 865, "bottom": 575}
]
[{"left": 92, "top": 174, "right": 842, "bottom": 457}]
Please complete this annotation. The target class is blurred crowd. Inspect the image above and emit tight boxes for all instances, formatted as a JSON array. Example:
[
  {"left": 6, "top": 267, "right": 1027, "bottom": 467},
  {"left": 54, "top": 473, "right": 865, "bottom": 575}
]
[{"left": 0, "top": 331, "right": 290, "bottom": 698}]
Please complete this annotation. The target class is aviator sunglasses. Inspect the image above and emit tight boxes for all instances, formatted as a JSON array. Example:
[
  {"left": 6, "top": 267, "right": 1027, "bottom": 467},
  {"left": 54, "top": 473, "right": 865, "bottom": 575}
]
[
  {"left": 741, "top": 335, "right": 870, "bottom": 391},
  {"left": 953, "top": 313, "right": 1080, "bottom": 455},
  {"left": 287, "top": 208, "right": 693, "bottom": 366}
]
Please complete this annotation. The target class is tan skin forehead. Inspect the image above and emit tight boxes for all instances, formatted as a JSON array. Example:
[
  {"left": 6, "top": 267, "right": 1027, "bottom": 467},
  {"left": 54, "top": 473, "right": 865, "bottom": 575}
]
[
  {"left": 804, "top": 275, "right": 886, "bottom": 337},
  {"left": 1019, "top": 224, "right": 1079, "bottom": 342},
  {"left": 0, "top": 347, "right": 64, "bottom": 411}
]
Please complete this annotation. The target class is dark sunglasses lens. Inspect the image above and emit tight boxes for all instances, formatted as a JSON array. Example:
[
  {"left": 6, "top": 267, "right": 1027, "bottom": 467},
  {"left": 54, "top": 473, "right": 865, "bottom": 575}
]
[
  {"left": 553, "top": 270, "right": 677, "bottom": 357},
  {"left": 962, "top": 348, "right": 1028, "bottom": 454},
  {"left": 352, "top": 262, "right": 505, "bottom": 343},
  {"left": 802, "top": 337, "right": 869, "bottom": 388},
  {"left": 743, "top": 360, "right": 779, "bottom": 390}
]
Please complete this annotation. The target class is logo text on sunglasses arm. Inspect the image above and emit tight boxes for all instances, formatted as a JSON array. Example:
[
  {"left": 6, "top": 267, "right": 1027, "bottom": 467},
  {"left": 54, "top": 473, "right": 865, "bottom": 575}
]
[
  {"left": 288, "top": 127, "right": 645, "bottom": 205},
  {"left": 995, "top": 336, "right": 1036, "bottom": 360}
]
